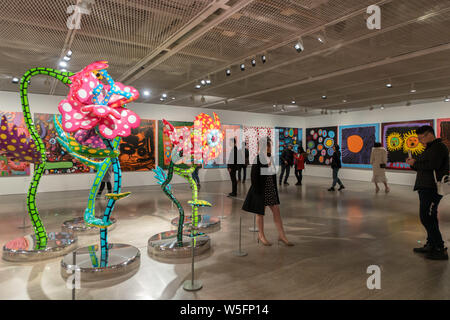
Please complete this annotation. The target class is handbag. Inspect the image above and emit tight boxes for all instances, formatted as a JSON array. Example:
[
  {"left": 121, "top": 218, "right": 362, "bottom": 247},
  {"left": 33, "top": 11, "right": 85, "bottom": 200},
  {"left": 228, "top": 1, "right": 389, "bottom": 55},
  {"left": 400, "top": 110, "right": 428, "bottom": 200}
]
[
  {"left": 434, "top": 170, "right": 450, "bottom": 196},
  {"left": 379, "top": 163, "right": 386, "bottom": 168}
]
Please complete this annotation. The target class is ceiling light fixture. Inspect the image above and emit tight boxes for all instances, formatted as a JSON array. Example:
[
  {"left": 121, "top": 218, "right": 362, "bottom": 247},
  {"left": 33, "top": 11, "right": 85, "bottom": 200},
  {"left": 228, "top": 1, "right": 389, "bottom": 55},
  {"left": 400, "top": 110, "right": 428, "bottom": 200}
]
[
  {"left": 291, "top": 100, "right": 296, "bottom": 104},
  {"left": 445, "top": 96, "right": 450, "bottom": 102},
  {"left": 162, "top": 93, "right": 168, "bottom": 98},
  {"left": 206, "top": 79, "right": 211, "bottom": 85},
  {"left": 240, "top": 64, "right": 245, "bottom": 71},
  {"left": 261, "top": 55, "right": 266, "bottom": 63},
  {"left": 380, "top": 105, "right": 385, "bottom": 110},
  {"left": 59, "top": 61, "right": 68, "bottom": 68},
  {"left": 200, "top": 79, "right": 206, "bottom": 86},
  {"left": 195, "top": 84, "right": 201, "bottom": 89},
  {"left": 251, "top": 58, "right": 256, "bottom": 67},
  {"left": 321, "top": 95, "right": 327, "bottom": 99},
  {"left": 11, "top": 77, "right": 19, "bottom": 84},
  {"left": 143, "top": 90, "right": 150, "bottom": 97},
  {"left": 226, "top": 69, "right": 231, "bottom": 76},
  {"left": 294, "top": 40, "right": 304, "bottom": 53},
  {"left": 63, "top": 55, "right": 71, "bottom": 61},
  {"left": 386, "top": 78, "right": 392, "bottom": 88},
  {"left": 66, "top": 50, "right": 72, "bottom": 57},
  {"left": 410, "top": 83, "right": 416, "bottom": 93}
]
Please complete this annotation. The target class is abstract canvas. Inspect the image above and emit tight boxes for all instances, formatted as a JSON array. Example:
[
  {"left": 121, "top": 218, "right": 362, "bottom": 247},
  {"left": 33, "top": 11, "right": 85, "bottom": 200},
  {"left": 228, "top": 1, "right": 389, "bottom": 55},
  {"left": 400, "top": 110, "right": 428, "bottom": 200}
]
[
  {"left": 381, "top": 120, "right": 433, "bottom": 170},
  {"left": 305, "top": 126, "right": 338, "bottom": 165},
  {"left": 204, "top": 124, "right": 242, "bottom": 169},
  {"left": 243, "top": 126, "right": 275, "bottom": 164},
  {"left": 437, "top": 118, "right": 450, "bottom": 151},
  {"left": 34, "top": 113, "right": 95, "bottom": 174},
  {"left": 276, "top": 127, "right": 303, "bottom": 164},
  {"left": 119, "top": 119, "right": 156, "bottom": 171},
  {"left": 158, "top": 120, "right": 193, "bottom": 169},
  {"left": 0, "top": 111, "right": 31, "bottom": 176},
  {"left": 339, "top": 124, "right": 379, "bottom": 168}
]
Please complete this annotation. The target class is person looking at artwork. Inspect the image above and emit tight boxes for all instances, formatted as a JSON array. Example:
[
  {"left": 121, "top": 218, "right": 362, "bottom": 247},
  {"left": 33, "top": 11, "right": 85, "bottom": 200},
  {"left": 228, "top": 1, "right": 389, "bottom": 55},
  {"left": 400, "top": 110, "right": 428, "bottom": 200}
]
[
  {"left": 406, "top": 125, "right": 449, "bottom": 260},
  {"left": 294, "top": 146, "right": 306, "bottom": 186},
  {"left": 242, "top": 137, "right": 293, "bottom": 246},
  {"left": 370, "top": 142, "right": 390, "bottom": 193},
  {"left": 192, "top": 164, "right": 201, "bottom": 190},
  {"left": 328, "top": 145, "right": 345, "bottom": 191},
  {"left": 97, "top": 165, "right": 113, "bottom": 199},
  {"left": 238, "top": 141, "right": 250, "bottom": 183},
  {"left": 227, "top": 138, "right": 239, "bottom": 197},
  {"left": 279, "top": 144, "right": 294, "bottom": 185}
]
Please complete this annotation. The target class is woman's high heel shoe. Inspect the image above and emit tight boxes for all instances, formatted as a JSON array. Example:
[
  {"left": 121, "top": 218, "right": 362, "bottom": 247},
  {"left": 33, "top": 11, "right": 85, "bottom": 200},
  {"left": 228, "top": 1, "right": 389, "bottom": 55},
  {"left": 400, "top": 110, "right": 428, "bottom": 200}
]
[
  {"left": 278, "top": 238, "right": 294, "bottom": 246},
  {"left": 257, "top": 236, "right": 272, "bottom": 246}
]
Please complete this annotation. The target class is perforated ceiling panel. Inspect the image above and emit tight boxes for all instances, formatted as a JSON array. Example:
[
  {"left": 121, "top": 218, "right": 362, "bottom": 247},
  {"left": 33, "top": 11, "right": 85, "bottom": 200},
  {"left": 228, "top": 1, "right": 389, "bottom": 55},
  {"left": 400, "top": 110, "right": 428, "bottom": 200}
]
[{"left": 0, "top": 0, "right": 449, "bottom": 116}]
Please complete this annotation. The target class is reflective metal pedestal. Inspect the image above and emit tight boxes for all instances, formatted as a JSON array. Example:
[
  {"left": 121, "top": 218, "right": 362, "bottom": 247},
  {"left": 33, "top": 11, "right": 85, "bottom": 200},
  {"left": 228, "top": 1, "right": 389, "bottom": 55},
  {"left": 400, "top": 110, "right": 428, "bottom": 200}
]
[
  {"left": 2, "top": 232, "right": 78, "bottom": 262},
  {"left": 148, "top": 230, "right": 210, "bottom": 259},
  {"left": 170, "top": 214, "right": 221, "bottom": 233},
  {"left": 60, "top": 243, "right": 140, "bottom": 282},
  {"left": 61, "top": 217, "right": 117, "bottom": 235}
]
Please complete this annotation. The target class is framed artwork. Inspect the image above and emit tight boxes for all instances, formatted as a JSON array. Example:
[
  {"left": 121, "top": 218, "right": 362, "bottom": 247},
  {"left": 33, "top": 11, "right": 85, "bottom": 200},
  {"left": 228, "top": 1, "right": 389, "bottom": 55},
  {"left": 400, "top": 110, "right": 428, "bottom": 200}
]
[
  {"left": 204, "top": 124, "right": 242, "bottom": 169},
  {"left": 339, "top": 124, "right": 379, "bottom": 168},
  {"left": 381, "top": 119, "right": 433, "bottom": 170},
  {"left": 437, "top": 118, "right": 450, "bottom": 151},
  {"left": 0, "top": 111, "right": 31, "bottom": 176},
  {"left": 276, "top": 127, "right": 303, "bottom": 164},
  {"left": 243, "top": 126, "right": 275, "bottom": 164},
  {"left": 158, "top": 120, "right": 193, "bottom": 169},
  {"left": 119, "top": 119, "right": 156, "bottom": 171},
  {"left": 34, "top": 113, "right": 95, "bottom": 174},
  {"left": 305, "top": 126, "right": 338, "bottom": 165}
]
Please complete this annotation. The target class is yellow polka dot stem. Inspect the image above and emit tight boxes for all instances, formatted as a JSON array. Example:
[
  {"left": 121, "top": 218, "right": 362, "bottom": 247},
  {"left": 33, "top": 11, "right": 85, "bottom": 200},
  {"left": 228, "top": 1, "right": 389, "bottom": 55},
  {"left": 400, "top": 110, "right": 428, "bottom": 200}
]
[{"left": 20, "top": 67, "right": 74, "bottom": 249}]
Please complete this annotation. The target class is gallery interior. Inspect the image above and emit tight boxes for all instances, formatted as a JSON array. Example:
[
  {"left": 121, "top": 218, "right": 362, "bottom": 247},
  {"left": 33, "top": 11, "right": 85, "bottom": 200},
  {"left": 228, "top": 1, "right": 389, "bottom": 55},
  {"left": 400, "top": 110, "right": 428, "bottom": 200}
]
[{"left": 0, "top": 0, "right": 449, "bottom": 301}]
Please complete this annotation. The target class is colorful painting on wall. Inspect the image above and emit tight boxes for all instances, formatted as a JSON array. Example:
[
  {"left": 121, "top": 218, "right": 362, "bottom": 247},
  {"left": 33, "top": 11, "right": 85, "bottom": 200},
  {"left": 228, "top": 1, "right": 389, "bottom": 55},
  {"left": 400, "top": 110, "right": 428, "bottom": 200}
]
[
  {"left": 0, "top": 111, "right": 31, "bottom": 176},
  {"left": 381, "top": 119, "right": 433, "bottom": 170},
  {"left": 243, "top": 126, "right": 275, "bottom": 164},
  {"left": 34, "top": 113, "right": 95, "bottom": 174},
  {"left": 339, "top": 124, "right": 379, "bottom": 168},
  {"left": 305, "top": 126, "right": 338, "bottom": 165},
  {"left": 204, "top": 124, "right": 242, "bottom": 169},
  {"left": 158, "top": 120, "right": 193, "bottom": 169},
  {"left": 119, "top": 119, "right": 156, "bottom": 171},
  {"left": 437, "top": 118, "right": 450, "bottom": 151},
  {"left": 276, "top": 127, "right": 303, "bottom": 164}
]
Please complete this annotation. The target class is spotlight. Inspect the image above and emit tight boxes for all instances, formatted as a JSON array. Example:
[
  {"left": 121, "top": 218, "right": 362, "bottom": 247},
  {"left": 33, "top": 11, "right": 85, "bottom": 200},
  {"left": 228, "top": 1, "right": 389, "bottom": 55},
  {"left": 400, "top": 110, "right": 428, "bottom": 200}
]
[
  {"left": 160, "top": 98, "right": 164, "bottom": 101},
  {"left": 60, "top": 68, "right": 67, "bottom": 72},
  {"left": 273, "top": 104, "right": 277, "bottom": 108},
  {"left": 143, "top": 90, "right": 151, "bottom": 97},
  {"left": 195, "top": 84, "right": 201, "bottom": 89},
  {"left": 445, "top": 96, "right": 450, "bottom": 102},
  {"left": 240, "top": 64, "right": 245, "bottom": 71},
  {"left": 294, "top": 42, "right": 304, "bottom": 53},
  {"left": 171, "top": 97, "right": 176, "bottom": 100},
  {"left": 318, "top": 37, "right": 324, "bottom": 43},
  {"left": 226, "top": 69, "right": 231, "bottom": 76},
  {"left": 261, "top": 55, "right": 266, "bottom": 63},
  {"left": 11, "top": 77, "right": 19, "bottom": 84},
  {"left": 380, "top": 105, "right": 385, "bottom": 110},
  {"left": 63, "top": 55, "right": 71, "bottom": 61},
  {"left": 206, "top": 79, "right": 211, "bottom": 85},
  {"left": 66, "top": 50, "right": 72, "bottom": 57},
  {"left": 251, "top": 58, "right": 256, "bottom": 67},
  {"left": 291, "top": 100, "right": 296, "bottom": 104},
  {"left": 342, "top": 99, "right": 347, "bottom": 103},
  {"left": 321, "top": 95, "right": 327, "bottom": 99},
  {"left": 59, "top": 61, "right": 68, "bottom": 68},
  {"left": 410, "top": 84, "right": 416, "bottom": 93},
  {"left": 162, "top": 93, "right": 168, "bottom": 98},
  {"left": 200, "top": 80, "right": 206, "bottom": 86},
  {"left": 386, "top": 79, "right": 392, "bottom": 88}
]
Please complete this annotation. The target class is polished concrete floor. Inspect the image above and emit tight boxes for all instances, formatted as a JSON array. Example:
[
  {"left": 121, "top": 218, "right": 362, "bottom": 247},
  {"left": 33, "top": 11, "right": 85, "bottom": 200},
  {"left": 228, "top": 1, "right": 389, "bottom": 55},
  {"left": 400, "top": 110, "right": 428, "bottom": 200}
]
[{"left": 1, "top": 174, "right": 450, "bottom": 300}]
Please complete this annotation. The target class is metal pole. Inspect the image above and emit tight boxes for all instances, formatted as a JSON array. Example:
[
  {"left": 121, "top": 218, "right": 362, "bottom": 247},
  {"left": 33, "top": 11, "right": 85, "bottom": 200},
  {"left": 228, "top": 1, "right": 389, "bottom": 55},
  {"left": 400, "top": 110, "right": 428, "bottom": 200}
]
[
  {"left": 233, "top": 214, "right": 247, "bottom": 257},
  {"left": 183, "top": 232, "right": 203, "bottom": 291},
  {"left": 219, "top": 193, "right": 226, "bottom": 219},
  {"left": 72, "top": 251, "right": 76, "bottom": 300},
  {"left": 249, "top": 214, "right": 258, "bottom": 232}
]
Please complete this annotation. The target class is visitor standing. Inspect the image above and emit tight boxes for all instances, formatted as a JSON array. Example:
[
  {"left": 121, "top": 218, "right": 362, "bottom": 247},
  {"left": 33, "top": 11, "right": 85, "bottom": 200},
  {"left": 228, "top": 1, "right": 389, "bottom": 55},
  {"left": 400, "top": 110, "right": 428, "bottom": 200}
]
[
  {"left": 279, "top": 144, "right": 294, "bottom": 185},
  {"left": 370, "top": 142, "right": 390, "bottom": 193},
  {"left": 227, "top": 138, "right": 239, "bottom": 197},
  {"left": 294, "top": 146, "right": 306, "bottom": 186},
  {"left": 328, "top": 145, "right": 345, "bottom": 191}
]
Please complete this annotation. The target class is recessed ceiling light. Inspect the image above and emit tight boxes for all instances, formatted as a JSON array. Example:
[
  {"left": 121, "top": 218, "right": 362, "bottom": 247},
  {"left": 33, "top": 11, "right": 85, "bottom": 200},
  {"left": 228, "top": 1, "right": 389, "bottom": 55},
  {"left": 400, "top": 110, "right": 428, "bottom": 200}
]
[
  {"left": 143, "top": 90, "right": 151, "bottom": 97},
  {"left": 410, "top": 89, "right": 416, "bottom": 93},
  {"left": 162, "top": 93, "right": 167, "bottom": 98}
]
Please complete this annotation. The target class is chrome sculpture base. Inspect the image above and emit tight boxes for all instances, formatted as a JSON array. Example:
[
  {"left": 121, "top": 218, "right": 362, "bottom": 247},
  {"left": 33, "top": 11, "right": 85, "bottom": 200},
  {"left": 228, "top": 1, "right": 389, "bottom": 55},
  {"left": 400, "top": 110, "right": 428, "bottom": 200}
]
[
  {"left": 2, "top": 232, "right": 78, "bottom": 262},
  {"left": 148, "top": 230, "right": 210, "bottom": 259},
  {"left": 60, "top": 243, "right": 140, "bottom": 282},
  {"left": 170, "top": 214, "right": 221, "bottom": 233},
  {"left": 61, "top": 217, "right": 117, "bottom": 235}
]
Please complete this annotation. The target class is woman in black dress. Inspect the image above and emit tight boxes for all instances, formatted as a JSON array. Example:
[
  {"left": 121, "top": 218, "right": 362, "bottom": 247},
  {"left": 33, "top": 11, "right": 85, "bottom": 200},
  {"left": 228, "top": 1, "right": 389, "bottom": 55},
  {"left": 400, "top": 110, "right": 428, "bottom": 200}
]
[{"left": 242, "top": 138, "right": 293, "bottom": 246}]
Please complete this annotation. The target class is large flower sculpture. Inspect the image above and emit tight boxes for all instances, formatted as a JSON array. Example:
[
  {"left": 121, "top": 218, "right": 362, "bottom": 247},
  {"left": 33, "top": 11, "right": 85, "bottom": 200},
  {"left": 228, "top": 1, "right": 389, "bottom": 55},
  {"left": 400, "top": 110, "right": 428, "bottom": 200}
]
[{"left": 58, "top": 61, "right": 140, "bottom": 140}]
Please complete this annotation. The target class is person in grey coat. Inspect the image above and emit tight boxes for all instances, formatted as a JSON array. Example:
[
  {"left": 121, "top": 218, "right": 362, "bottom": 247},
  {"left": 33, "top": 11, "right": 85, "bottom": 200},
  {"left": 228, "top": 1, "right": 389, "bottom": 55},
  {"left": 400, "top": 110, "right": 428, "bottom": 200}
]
[{"left": 370, "top": 142, "right": 390, "bottom": 193}]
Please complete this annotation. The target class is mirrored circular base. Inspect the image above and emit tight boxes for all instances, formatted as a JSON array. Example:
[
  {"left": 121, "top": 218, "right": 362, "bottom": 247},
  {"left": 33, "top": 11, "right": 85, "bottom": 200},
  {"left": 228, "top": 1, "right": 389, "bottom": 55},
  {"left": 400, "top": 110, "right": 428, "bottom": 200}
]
[
  {"left": 61, "top": 217, "right": 117, "bottom": 235},
  {"left": 170, "top": 214, "right": 221, "bottom": 234},
  {"left": 2, "top": 232, "right": 78, "bottom": 262},
  {"left": 183, "top": 280, "right": 203, "bottom": 291},
  {"left": 60, "top": 243, "right": 140, "bottom": 282},
  {"left": 148, "top": 230, "right": 210, "bottom": 259}
]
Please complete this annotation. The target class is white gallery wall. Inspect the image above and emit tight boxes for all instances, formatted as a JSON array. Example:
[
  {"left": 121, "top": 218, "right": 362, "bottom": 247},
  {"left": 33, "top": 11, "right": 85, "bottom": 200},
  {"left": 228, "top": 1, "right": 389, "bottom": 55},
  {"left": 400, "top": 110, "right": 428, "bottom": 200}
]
[
  {"left": 302, "top": 101, "right": 450, "bottom": 186},
  {"left": 0, "top": 89, "right": 448, "bottom": 195},
  {"left": 0, "top": 91, "right": 305, "bottom": 195}
]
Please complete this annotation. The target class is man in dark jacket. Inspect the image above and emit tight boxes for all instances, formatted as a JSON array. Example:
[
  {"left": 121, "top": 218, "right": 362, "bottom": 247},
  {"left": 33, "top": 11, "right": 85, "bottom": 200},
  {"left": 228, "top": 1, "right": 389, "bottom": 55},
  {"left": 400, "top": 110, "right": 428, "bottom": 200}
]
[
  {"left": 407, "top": 125, "right": 449, "bottom": 260},
  {"left": 227, "top": 138, "right": 239, "bottom": 197},
  {"left": 279, "top": 144, "right": 294, "bottom": 185},
  {"left": 328, "top": 144, "right": 345, "bottom": 191}
]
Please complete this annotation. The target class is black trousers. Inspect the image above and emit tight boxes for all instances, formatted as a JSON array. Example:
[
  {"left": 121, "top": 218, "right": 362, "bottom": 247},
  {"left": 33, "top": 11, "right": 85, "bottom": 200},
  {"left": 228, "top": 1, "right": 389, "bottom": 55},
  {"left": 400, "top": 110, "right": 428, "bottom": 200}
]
[
  {"left": 238, "top": 166, "right": 247, "bottom": 182},
  {"left": 279, "top": 164, "right": 291, "bottom": 183},
  {"left": 418, "top": 189, "right": 444, "bottom": 248},
  {"left": 98, "top": 181, "right": 112, "bottom": 195},
  {"left": 229, "top": 168, "right": 237, "bottom": 195},
  {"left": 295, "top": 169, "right": 303, "bottom": 184}
]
